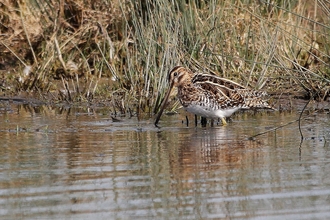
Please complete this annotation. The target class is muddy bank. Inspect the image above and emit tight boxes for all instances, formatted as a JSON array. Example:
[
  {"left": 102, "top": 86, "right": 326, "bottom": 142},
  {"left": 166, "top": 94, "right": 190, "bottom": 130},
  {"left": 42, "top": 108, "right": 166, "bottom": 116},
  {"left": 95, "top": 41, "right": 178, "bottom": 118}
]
[{"left": 1, "top": 93, "right": 329, "bottom": 119}]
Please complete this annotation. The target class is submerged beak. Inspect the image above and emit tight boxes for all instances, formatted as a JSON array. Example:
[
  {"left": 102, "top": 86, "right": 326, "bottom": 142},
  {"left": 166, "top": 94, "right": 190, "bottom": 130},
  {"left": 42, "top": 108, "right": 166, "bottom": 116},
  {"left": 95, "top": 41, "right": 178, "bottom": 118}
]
[{"left": 154, "top": 82, "right": 174, "bottom": 126}]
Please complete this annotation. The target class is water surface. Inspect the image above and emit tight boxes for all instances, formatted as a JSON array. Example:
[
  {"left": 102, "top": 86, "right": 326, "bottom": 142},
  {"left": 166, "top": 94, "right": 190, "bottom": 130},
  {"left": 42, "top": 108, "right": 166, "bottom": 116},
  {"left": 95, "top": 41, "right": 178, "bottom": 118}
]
[{"left": 0, "top": 103, "right": 330, "bottom": 219}]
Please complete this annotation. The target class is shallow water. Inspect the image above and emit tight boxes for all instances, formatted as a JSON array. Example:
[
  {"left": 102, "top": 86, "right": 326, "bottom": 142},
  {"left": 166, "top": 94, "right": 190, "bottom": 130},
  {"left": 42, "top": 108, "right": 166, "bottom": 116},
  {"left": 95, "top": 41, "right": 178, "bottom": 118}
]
[{"left": 1, "top": 103, "right": 330, "bottom": 219}]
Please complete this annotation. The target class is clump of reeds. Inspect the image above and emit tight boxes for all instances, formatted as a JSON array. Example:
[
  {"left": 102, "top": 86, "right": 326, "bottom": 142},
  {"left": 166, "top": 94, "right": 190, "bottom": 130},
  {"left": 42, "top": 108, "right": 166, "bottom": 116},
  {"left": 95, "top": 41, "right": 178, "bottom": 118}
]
[{"left": 0, "top": 0, "right": 329, "bottom": 115}]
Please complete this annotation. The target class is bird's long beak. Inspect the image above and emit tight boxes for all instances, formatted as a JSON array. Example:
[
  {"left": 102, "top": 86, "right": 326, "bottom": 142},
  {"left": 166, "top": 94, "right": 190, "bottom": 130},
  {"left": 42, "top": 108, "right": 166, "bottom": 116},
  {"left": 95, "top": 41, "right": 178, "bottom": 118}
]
[{"left": 154, "top": 82, "right": 174, "bottom": 126}]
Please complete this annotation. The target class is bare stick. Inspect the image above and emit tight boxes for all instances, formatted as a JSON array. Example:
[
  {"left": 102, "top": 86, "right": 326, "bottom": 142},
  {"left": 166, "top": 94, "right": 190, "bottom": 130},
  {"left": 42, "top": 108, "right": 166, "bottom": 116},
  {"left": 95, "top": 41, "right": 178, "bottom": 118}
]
[
  {"left": 299, "top": 98, "right": 312, "bottom": 146},
  {"left": 54, "top": 37, "right": 66, "bottom": 71},
  {"left": 249, "top": 99, "right": 311, "bottom": 140},
  {"left": 248, "top": 118, "right": 300, "bottom": 140},
  {"left": 19, "top": 7, "right": 38, "bottom": 65}
]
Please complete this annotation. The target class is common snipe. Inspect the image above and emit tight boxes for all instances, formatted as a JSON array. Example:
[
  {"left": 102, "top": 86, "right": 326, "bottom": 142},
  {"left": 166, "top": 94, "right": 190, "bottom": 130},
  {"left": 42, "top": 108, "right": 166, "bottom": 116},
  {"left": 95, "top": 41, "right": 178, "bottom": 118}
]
[{"left": 154, "top": 66, "right": 274, "bottom": 126}]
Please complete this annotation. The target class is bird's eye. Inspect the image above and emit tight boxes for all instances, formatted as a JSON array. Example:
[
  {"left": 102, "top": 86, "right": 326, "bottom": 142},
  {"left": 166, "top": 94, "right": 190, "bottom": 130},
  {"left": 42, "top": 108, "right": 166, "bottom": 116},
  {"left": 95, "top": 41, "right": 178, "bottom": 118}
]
[{"left": 173, "top": 72, "right": 178, "bottom": 77}]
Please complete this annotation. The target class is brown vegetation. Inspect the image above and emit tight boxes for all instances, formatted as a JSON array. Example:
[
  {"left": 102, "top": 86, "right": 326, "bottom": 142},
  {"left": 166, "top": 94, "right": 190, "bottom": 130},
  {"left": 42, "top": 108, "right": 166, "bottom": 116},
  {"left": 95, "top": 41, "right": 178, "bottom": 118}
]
[{"left": 0, "top": 0, "right": 329, "bottom": 115}]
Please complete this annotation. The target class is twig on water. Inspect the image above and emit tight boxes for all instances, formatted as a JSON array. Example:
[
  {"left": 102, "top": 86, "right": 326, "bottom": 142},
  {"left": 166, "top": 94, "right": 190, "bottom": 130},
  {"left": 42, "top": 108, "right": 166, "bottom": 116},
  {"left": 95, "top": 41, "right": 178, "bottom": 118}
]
[
  {"left": 249, "top": 99, "right": 311, "bottom": 140},
  {"left": 248, "top": 118, "right": 300, "bottom": 140},
  {"left": 299, "top": 98, "right": 312, "bottom": 147}
]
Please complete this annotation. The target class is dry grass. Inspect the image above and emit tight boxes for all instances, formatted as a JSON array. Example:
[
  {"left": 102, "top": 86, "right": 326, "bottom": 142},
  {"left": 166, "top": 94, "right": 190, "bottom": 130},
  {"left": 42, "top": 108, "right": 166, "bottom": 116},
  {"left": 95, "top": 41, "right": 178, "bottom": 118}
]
[{"left": 0, "top": 0, "right": 329, "bottom": 115}]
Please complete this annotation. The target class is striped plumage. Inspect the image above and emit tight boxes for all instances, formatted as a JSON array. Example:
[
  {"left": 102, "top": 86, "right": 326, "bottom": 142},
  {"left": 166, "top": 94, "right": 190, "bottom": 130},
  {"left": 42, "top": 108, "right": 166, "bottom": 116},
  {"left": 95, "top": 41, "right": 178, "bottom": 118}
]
[{"left": 154, "top": 66, "right": 274, "bottom": 126}]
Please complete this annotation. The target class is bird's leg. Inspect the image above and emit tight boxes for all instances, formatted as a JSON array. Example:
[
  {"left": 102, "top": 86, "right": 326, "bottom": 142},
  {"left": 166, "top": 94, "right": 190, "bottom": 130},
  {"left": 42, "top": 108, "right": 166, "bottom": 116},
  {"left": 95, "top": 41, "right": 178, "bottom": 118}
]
[
  {"left": 221, "top": 117, "right": 227, "bottom": 126},
  {"left": 201, "top": 117, "right": 207, "bottom": 127},
  {"left": 210, "top": 119, "right": 214, "bottom": 127}
]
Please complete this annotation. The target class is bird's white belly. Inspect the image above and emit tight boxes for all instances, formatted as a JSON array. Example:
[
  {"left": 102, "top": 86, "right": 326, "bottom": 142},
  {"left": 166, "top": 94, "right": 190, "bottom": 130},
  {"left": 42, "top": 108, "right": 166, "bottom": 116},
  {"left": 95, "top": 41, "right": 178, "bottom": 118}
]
[{"left": 185, "top": 105, "right": 240, "bottom": 118}]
